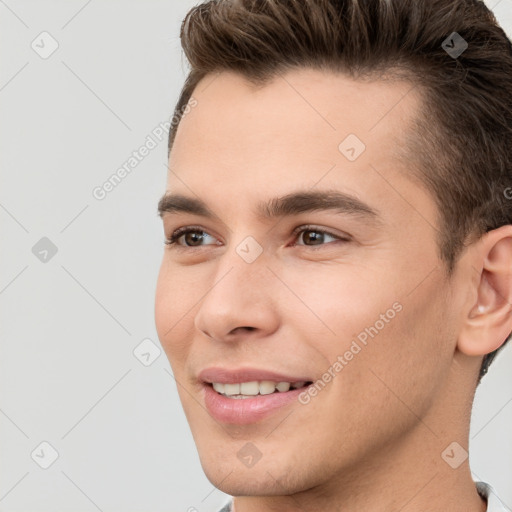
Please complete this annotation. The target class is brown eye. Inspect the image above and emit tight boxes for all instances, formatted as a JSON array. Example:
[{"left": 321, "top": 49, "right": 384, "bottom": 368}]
[
  {"left": 183, "top": 231, "right": 205, "bottom": 246},
  {"left": 166, "top": 227, "right": 219, "bottom": 247},
  {"left": 300, "top": 230, "right": 327, "bottom": 245},
  {"left": 296, "top": 228, "right": 339, "bottom": 246}
]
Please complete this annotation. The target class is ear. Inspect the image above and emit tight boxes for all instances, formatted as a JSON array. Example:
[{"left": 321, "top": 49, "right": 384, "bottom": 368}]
[{"left": 458, "top": 225, "right": 512, "bottom": 357}]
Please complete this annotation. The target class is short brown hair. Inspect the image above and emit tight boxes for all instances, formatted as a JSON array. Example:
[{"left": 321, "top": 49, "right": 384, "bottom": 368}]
[{"left": 168, "top": 0, "right": 512, "bottom": 380}]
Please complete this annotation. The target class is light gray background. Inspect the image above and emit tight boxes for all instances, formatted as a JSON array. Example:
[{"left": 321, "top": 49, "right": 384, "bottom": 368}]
[{"left": 1, "top": 1, "right": 511, "bottom": 511}]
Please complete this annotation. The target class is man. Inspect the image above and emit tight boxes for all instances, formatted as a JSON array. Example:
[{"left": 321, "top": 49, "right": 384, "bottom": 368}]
[{"left": 155, "top": 0, "right": 512, "bottom": 510}]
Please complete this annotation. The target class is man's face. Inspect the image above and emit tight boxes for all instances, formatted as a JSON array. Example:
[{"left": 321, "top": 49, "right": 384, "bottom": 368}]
[{"left": 155, "top": 69, "right": 467, "bottom": 495}]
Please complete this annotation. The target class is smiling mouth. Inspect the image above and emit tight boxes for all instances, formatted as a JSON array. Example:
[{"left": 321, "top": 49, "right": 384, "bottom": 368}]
[{"left": 209, "top": 380, "right": 313, "bottom": 399}]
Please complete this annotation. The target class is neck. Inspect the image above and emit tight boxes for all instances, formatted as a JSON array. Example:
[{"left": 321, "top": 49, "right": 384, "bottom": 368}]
[
  {"left": 233, "top": 410, "right": 486, "bottom": 512},
  {"left": 233, "top": 445, "right": 486, "bottom": 512},
  {"left": 232, "top": 356, "right": 487, "bottom": 512}
]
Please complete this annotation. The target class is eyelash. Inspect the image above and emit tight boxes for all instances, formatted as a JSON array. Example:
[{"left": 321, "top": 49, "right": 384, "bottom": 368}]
[{"left": 164, "top": 224, "right": 350, "bottom": 249}]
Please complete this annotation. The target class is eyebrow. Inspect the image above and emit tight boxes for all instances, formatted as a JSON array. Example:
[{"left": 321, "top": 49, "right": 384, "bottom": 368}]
[{"left": 157, "top": 189, "right": 381, "bottom": 225}]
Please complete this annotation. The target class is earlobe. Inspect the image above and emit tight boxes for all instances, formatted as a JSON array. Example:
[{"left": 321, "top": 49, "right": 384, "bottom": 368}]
[{"left": 458, "top": 225, "right": 512, "bottom": 357}]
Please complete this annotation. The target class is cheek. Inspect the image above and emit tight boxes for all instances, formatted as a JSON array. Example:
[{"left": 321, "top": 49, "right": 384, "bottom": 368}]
[
  {"left": 155, "top": 262, "right": 197, "bottom": 365},
  {"left": 346, "top": 275, "right": 453, "bottom": 410},
  {"left": 279, "top": 263, "right": 400, "bottom": 341},
  {"left": 282, "top": 262, "right": 450, "bottom": 391}
]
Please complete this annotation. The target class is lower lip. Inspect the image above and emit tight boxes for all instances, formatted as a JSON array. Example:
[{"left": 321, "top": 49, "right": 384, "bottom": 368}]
[{"left": 203, "top": 384, "right": 308, "bottom": 425}]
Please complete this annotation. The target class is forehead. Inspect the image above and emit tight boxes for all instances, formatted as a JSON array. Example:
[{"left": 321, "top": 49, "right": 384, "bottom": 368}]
[
  {"left": 173, "top": 69, "right": 419, "bottom": 153},
  {"left": 170, "top": 69, "right": 419, "bottom": 175},
  {"left": 167, "top": 69, "right": 436, "bottom": 229}
]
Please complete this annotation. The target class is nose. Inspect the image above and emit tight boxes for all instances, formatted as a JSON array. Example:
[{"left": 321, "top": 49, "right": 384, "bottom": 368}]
[{"left": 194, "top": 249, "right": 280, "bottom": 343}]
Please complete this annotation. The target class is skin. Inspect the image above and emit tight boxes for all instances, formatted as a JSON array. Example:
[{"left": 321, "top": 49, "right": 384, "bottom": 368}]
[{"left": 155, "top": 68, "right": 512, "bottom": 511}]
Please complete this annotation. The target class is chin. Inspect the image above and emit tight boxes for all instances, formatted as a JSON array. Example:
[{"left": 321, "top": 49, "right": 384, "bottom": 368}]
[
  {"left": 197, "top": 442, "right": 318, "bottom": 498},
  {"left": 210, "top": 473, "right": 277, "bottom": 496},
  {"left": 202, "top": 462, "right": 297, "bottom": 497}
]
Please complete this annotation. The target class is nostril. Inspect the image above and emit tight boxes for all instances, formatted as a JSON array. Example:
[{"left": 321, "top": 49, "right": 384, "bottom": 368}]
[{"left": 229, "top": 326, "right": 256, "bottom": 334}]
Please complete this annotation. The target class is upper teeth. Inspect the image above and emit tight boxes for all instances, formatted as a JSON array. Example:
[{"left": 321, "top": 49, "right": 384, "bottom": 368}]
[{"left": 212, "top": 381, "right": 307, "bottom": 397}]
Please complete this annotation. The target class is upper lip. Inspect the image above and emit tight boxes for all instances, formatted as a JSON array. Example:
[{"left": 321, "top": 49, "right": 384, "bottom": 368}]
[{"left": 198, "top": 367, "right": 312, "bottom": 384}]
